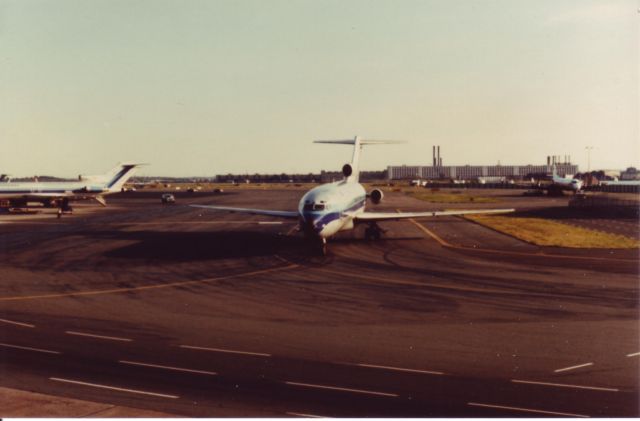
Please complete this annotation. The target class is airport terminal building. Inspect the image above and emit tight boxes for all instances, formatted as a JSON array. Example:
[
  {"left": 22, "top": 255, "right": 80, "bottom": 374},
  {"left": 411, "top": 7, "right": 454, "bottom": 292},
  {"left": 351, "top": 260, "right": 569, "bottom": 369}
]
[{"left": 387, "top": 163, "right": 579, "bottom": 181}]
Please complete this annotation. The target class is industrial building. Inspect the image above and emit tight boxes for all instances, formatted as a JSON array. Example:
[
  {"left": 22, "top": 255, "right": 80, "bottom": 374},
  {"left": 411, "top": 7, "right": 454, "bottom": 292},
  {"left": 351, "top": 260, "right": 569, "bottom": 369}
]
[
  {"left": 620, "top": 167, "right": 640, "bottom": 181},
  {"left": 387, "top": 147, "right": 579, "bottom": 181}
]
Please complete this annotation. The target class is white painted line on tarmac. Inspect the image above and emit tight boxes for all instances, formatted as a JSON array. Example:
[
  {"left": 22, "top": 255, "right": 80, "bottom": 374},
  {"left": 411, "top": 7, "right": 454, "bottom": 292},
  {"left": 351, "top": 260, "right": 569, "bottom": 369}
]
[
  {"left": 180, "top": 344, "right": 271, "bottom": 357},
  {"left": 0, "top": 342, "right": 60, "bottom": 354},
  {"left": 65, "top": 331, "right": 133, "bottom": 342},
  {"left": 554, "top": 362, "right": 594, "bottom": 373},
  {"left": 49, "top": 377, "right": 179, "bottom": 399},
  {"left": 258, "top": 221, "right": 283, "bottom": 225},
  {"left": 626, "top": 352, "right": 640, "bottom": 357},
  {"left": 285, "top": 381, "right": 398, "bottom": 397},
  {"left": 286, "top": 412, "right": 327, "bottom": 418},
  {"left": 355, "top": 363, "right": 445, "bottom": 375},
  {"left": 468, "top": 402, "right": 589, "bottom": 418},
  {"left": 119, "top": 360, "right": 217, "bottom": 376},
  {"left": 512, "top": 379, "right": 619, "bottom": 392},
  {"left": 0, "top": 318, "right": 35, "bottom": 328}
]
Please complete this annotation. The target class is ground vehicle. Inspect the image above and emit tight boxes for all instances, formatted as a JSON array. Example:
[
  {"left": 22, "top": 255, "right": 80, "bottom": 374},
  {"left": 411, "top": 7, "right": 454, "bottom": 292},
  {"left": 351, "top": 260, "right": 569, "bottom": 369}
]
[{"left": 161, "top": 193, "right": 175, "bottom": 204}]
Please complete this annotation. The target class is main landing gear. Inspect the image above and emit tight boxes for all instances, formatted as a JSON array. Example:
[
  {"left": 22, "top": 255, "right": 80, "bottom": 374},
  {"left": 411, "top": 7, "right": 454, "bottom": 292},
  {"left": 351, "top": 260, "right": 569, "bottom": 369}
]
[
  {"left": 56, "top": 198, "right": 73, "bottom": 219},
  {"left": 364, "top": 222, "right": 384, "bottom": 241}
]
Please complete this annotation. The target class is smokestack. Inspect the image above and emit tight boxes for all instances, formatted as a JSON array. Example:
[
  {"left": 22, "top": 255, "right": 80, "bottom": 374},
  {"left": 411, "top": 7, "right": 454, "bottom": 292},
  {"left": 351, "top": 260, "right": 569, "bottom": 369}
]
[
  {"left": 433, "top": 146, "right": 436, "bottom": 167},
  {"left": 547, "top": 156, "right": 551, "bottom": 166},
  {"left": 437, "top": 146, "right": 440, "bottom": 167}
]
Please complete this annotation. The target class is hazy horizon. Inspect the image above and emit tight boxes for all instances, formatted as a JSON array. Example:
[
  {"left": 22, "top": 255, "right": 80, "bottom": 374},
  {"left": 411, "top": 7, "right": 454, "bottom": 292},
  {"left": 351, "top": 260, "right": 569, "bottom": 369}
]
[{"left": 1, "top": 0, "right": 638, "bottom": 178}]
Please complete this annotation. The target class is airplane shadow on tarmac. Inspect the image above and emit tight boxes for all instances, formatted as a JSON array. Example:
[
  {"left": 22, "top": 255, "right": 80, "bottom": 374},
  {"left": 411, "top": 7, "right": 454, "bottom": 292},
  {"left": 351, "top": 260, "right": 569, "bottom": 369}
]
[
  {"left": 94, "top": 230, "right": 307, "bottom": 261},
  {"left": 89, "top": 230, "right": 426, "bottom": 262}
]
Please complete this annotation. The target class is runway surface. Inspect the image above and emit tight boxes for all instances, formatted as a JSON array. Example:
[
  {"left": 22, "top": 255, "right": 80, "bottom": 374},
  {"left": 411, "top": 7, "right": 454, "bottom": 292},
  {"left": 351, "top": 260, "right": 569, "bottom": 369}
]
[{"left": 1, "top": 190, "right": 638, "bottom": 417}]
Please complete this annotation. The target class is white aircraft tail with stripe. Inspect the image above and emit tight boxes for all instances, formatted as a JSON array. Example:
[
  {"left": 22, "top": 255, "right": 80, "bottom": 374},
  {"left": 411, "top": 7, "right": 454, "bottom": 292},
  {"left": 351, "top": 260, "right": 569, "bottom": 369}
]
[{"left": 314, "top": 136, "right": 404, "bottom": 183}]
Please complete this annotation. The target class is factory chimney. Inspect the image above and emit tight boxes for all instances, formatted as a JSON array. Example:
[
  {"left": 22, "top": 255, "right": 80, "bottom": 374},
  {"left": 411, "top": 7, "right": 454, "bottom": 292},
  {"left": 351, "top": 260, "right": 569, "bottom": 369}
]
[
  {"left": 437, "top": 146, "right": 440, "bottom": 167},
  {"left": 433, "top": 146, "right": 436, "bottom": 167},
  {"left": 547, "top": 156, "right": 551, "bottom": 166}
]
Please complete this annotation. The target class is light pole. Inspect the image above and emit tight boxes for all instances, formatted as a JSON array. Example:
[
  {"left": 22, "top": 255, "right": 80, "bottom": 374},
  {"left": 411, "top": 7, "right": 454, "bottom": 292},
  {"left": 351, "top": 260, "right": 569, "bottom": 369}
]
[{"left": 585, "top": 146, "right": 593, "bottom": 173}]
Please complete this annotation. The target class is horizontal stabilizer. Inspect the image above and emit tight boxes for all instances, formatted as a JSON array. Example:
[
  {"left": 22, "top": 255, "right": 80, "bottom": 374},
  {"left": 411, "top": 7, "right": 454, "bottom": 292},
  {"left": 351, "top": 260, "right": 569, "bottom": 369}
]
[
  {"left": 314, "top": 136, "right": 405, "bottom": 183},
  {"left": 314, "top": 139, "right": 405, "bottom": 145}
]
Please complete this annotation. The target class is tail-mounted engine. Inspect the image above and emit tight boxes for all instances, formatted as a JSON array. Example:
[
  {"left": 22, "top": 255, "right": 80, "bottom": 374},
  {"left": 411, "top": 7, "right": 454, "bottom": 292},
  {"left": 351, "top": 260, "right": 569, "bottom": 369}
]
[
  {"left": 368, "top": 188, "right": 384, "bottom": 204},
  {"left": 342, "top": 164, "right": 353, "bottom": 178}
]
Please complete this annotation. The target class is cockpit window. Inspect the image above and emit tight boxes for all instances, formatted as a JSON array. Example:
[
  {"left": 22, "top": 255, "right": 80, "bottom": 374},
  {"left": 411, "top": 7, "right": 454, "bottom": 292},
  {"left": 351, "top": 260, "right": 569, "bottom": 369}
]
[{"left": 303, "top": 203, "right": 326, "bottom": 211}]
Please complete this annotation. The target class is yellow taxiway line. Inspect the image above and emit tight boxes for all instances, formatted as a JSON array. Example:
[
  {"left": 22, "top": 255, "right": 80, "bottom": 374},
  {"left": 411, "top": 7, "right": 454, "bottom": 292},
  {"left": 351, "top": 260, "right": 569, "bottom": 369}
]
[{"left": 406, "top": 214, "right": 638, "bottom": 263}]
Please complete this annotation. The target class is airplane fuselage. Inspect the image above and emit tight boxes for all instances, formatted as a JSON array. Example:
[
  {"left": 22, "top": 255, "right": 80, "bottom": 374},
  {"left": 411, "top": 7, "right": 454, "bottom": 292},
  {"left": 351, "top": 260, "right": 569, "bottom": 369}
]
[
  {"left": 552, "top": 177, "right": 583, "bottom": 191},
  {"left": 0, "top": 163, "right": 139, "bottom": 213},
  {"left": 0, "top": 181, "right": 107, "bottom": 199},
  {"left": 297, "top": 180, "right": 367, "bottom": 239}
]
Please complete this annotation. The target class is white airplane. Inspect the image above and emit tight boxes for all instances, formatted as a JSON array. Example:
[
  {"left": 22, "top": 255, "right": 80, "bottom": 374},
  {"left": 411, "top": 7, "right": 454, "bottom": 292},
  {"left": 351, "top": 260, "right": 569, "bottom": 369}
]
[
  {"left": 0, "top": 163, "right": 141, "bottom": 217},
  {"left": 191, "top": 137, "right": 514, "bottom": 254},
  {"left": 551, "top": 166, "right": 583, "bottom": 192}
]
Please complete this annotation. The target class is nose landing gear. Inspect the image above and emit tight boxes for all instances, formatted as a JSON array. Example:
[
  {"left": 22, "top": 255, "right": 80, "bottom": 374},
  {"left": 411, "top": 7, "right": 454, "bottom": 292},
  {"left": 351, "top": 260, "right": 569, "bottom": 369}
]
[
  {"left": 318, "top": 237, "right": 327, "bottom": 256},
  {"left": 308, "top": 237, "right": 328, "bottom": 256}
]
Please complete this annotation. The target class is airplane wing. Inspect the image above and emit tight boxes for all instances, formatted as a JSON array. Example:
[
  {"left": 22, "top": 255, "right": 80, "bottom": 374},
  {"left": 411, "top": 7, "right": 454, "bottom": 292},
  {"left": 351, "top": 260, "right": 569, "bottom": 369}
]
[
  {"left": 190, "top": 204, "right": 299, "bottom": 219},
  {"left": 353, "top": 208, "right": 515, "bottom": 222}
]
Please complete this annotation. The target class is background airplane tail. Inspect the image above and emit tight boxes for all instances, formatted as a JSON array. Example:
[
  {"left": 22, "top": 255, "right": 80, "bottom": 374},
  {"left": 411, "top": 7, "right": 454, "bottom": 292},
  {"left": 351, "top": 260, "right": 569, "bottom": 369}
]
[
  {"left": 103, "top": 163, "right": 143, "bottom": 193},
  {"left": 314, "top": 136, "right": 404, "bottom": 182}
]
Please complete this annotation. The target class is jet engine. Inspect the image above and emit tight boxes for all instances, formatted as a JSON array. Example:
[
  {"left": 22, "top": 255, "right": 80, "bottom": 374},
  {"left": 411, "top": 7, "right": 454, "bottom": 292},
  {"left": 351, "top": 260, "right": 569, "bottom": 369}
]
[
  {"left": 368, "top": 188, "right": 384, "bottom": 204},
  {"left": 342, "top": 164, "right": 353, "bottom": 178}
]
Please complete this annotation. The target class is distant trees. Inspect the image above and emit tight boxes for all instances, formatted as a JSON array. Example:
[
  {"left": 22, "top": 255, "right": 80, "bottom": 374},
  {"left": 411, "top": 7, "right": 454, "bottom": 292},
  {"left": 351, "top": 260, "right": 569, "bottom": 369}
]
[{"left": 215, "top": 169, "right": 387, "bottom": 183}]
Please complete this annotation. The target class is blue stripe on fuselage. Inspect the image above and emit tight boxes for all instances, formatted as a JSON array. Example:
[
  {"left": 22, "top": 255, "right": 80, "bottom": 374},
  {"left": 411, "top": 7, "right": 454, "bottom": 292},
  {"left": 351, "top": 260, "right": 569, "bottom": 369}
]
[{"left": 302, "top": 196, "right": 366, "bottom": 232}]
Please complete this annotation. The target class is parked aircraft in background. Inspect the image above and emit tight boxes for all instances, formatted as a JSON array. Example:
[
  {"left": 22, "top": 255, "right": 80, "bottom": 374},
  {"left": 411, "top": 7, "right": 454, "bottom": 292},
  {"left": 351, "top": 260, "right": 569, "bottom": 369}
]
[
  {"left": 0, "top": 163, "right": 141, "bottom": 217},
  {"left": 551, "top": 166, "right": 583, "bottom": 192},
  {"left": 191, "top": 136, "right": 514, "bottom": 254},
  {"left": 599, "top": 179, "right": 640, "bottom": 186}
]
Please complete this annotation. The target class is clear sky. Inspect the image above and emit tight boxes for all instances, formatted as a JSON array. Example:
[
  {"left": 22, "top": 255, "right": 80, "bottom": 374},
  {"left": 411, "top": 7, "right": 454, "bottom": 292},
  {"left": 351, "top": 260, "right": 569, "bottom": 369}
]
[{"left": 1, "top": 0, "right": 637, "bottom": 177}]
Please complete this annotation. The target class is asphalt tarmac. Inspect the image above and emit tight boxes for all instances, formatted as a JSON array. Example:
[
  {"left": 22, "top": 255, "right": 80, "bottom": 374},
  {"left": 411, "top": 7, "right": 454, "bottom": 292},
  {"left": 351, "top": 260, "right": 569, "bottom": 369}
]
[{"left": 1, "top": 190, "right": 638, "bottom": 417}]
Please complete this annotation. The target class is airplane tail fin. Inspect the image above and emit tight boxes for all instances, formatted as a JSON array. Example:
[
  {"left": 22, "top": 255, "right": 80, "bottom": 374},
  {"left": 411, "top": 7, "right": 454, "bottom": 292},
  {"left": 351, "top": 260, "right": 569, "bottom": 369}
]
[
  {"left": 314, "top": 136, "right": 404, "bottom": 182},
  {"left": 102, "top": 163, "right": 144, "bottom": 193}
]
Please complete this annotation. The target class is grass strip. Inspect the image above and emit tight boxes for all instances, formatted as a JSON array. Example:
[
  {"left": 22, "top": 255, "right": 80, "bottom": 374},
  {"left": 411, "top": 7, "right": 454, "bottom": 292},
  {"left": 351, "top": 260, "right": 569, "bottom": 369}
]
[{"left": 465, "top": 215, "right": 639, "bottom": 249}]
